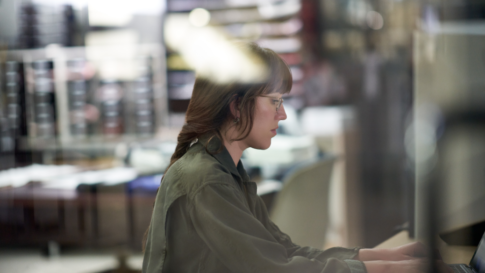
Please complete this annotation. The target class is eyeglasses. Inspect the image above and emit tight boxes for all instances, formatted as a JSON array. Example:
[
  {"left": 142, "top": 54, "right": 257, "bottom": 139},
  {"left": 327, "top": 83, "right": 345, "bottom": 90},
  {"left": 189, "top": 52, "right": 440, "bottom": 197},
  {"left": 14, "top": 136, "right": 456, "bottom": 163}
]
[{"left": 261, "top": 95, "right": 284, "bottom": 112}]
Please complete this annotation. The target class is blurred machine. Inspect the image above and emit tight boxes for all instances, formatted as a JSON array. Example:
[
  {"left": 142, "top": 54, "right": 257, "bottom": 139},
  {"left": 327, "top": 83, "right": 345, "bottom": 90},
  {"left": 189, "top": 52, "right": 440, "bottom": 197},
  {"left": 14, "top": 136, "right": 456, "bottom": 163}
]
[{"left": 414, "top": 22, "right": 485, "bottom": 246}]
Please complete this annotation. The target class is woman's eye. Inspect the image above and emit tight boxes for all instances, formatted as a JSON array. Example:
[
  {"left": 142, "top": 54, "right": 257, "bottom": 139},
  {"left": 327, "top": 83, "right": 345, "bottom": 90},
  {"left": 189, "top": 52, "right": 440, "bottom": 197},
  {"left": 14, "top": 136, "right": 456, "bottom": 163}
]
[{"left": 272, "top": 99, "right": 279, "bottom": 104}]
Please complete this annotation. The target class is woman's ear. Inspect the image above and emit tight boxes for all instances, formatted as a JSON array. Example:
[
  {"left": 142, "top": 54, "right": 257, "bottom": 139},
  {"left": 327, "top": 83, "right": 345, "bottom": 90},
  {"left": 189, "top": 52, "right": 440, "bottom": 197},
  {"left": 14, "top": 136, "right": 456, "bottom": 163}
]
[{"left": 229, "top": 96, "right": 240, "bottom": 120}]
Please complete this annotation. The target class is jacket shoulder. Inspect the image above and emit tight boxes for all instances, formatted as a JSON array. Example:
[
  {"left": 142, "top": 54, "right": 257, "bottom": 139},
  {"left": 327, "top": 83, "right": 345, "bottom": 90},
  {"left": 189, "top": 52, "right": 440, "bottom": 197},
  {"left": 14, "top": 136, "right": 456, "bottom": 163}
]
[{"left": 161, "top": 147, "right": 235, "bottom": 197}]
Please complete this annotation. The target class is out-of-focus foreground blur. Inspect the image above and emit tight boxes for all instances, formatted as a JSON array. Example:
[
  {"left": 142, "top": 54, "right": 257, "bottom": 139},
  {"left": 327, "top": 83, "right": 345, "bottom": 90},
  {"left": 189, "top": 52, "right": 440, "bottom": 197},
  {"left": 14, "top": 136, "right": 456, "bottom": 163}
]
[{"left": 1, "top": 0, "right": 484, "bottom": 272}]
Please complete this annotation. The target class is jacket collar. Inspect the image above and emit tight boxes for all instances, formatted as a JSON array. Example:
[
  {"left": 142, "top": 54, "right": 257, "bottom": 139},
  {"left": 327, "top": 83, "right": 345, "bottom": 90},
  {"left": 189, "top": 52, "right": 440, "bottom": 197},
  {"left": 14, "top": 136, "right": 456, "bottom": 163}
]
[{"left": 198, "top": 133, "right": 250, "bottom": 183}]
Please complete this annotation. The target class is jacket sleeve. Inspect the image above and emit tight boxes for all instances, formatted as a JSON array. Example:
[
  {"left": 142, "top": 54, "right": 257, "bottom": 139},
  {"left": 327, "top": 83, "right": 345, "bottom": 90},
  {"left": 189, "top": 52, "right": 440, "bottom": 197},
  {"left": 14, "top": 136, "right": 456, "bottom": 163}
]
[{"left": 189, "top": 183, "right": 367, "bottom": 273}]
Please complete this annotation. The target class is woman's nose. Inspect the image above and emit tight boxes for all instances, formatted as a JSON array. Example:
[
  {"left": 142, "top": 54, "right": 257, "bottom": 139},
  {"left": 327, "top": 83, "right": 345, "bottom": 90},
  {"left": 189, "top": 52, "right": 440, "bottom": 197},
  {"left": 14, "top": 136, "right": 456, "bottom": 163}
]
[{"left": 277, "top": 104, "right": 287, "bottom": 120}]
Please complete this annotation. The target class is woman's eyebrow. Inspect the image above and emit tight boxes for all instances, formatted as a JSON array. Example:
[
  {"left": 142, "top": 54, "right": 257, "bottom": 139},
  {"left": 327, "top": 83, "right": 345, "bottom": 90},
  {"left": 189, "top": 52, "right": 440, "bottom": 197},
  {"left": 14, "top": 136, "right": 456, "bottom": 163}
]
[{"left": 265, "top": 95, "right": 282, "bottom": 99}]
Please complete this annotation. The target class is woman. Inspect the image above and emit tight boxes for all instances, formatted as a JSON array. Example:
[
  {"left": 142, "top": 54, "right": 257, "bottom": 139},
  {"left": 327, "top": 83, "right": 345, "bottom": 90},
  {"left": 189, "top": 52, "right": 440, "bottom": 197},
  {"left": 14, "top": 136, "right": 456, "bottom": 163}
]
[{"left": 142, "top": 42, "right": 448, "bottom": 273}]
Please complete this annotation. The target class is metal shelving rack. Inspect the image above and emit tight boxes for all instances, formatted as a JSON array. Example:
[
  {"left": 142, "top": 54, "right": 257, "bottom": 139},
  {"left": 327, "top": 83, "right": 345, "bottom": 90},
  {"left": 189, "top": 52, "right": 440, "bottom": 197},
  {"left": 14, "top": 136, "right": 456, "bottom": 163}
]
[{"left": 1, "top": 43, "right": 169, "bottom": 160}]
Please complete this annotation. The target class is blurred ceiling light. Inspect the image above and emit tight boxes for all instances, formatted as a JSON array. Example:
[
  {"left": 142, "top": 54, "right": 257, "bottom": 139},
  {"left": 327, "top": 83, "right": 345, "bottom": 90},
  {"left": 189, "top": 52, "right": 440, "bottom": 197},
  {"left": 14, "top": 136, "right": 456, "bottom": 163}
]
[
  {"left": 258, "top": 0, "right": 301, "bottom": 19},
  {"left": 87, "top": 0, "right": 163, "bottom": 26},
  {"left": 189, "top": 8, "right": 211, "bottom": 27},
  {"left": 366, "top": 11, "right": 384, "bottom": 30},
  {"left": 85, "top": 30, "right": 138, "bottom": 80},
  {"left": 88, "top": 0, "right": 133, "bottom": 26},
  {"left": 165, "top": 14, "right": 267, "bottom": 84}
]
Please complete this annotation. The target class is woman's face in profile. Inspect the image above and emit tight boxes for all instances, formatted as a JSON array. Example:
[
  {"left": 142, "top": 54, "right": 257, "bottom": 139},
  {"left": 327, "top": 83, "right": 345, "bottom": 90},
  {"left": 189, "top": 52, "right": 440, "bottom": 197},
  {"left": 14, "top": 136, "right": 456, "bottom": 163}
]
[{"left": 242, "top": 92, "right": 287, "bottom": 150}]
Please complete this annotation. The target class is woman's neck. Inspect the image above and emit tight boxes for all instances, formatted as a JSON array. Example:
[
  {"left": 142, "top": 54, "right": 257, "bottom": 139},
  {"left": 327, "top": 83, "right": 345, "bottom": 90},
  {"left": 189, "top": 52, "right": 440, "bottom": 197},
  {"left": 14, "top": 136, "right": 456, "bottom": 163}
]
[{"left": 222, "top": 127, "right": 248, "bottom": 166}]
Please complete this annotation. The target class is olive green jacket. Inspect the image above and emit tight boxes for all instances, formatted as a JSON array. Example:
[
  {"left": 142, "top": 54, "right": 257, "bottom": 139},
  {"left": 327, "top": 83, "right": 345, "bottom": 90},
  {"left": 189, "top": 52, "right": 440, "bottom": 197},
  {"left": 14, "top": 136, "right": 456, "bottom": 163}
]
[{"left": 142, "top": 135, "right": 367, "bottom": 273}]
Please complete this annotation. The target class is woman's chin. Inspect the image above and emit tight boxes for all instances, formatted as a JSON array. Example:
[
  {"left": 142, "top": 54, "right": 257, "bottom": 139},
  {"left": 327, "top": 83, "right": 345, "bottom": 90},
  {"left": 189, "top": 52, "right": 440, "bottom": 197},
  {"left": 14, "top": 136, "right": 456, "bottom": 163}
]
[
  {"left": 247, "top": 137, "right": 272, "bottom": 150},
  {"left": 256, "top": 141, "right": 272, "bottom": 150}
]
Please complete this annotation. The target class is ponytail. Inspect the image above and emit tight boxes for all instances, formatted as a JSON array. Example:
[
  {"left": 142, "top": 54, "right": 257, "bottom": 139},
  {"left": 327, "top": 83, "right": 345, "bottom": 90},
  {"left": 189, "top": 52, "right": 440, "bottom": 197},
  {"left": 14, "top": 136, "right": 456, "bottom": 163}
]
[{"left": 163, "top": 124, "right": 198, "bottom": 177}]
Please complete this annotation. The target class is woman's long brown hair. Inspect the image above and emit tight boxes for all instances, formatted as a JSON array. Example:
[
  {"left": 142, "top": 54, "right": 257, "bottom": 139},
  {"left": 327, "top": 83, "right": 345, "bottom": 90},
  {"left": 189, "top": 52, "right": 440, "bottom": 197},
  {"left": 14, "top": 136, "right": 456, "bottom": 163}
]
[{"left": 142, "top": 42, "right": 292, "bottom": 251}]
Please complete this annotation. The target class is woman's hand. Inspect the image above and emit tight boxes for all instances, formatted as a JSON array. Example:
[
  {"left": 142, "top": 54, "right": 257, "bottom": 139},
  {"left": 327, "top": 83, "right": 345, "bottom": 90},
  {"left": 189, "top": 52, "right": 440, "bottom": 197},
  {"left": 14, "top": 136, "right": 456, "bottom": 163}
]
[
  {"left": 357, "top": 242, "right": 430, "bottom": 261},
  {"left": 358, "top": 242, "right": 452, "bottom": 273},
  {"left": 388, "top": 242, "right": 430, "bottom": 260},
  {"left": 364, "top": 258, "right": 453, "bottom": 273}
]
